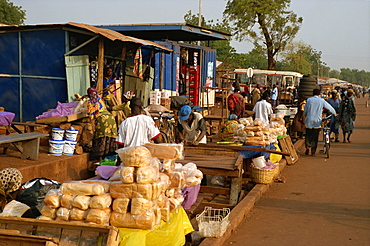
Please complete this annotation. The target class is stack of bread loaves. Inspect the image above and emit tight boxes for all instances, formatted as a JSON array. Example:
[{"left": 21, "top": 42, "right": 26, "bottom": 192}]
[
  {"left": 233, "top": 115, "right": 287, "bottom": 146},
  {"left": 40, "top": 180, "right": 112, "bottom": 225},
  {"left": 39, "top": 143, "right": 203, "bottom": 230}
]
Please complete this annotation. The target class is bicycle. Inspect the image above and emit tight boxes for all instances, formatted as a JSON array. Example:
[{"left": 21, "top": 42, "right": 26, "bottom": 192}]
[
  {"left": 321, "top": 114, "right": 332, "bottom": 158},
  {"left": 153, "top": 111, "right": 177, "bottom": 143}
]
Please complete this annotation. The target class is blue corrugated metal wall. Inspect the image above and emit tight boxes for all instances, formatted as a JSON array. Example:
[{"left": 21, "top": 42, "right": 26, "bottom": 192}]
[{"left": 0, "top": 29, "right": 67, "bottom": 121}]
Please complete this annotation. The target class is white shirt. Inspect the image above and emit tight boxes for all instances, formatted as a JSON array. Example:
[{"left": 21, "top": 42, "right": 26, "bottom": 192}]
[
  {"left": 271, "top": 87, "right": 278, "bottom": 100},
  {"left": 116, "top": 115, "right": 160, "bottom": 148},
  {"left": 253, "top": 100, "right": 273, "bottom": 124}
]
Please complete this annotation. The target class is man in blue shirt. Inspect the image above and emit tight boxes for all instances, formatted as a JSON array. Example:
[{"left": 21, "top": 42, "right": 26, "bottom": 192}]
[{"left": 304, "top": 89, "right": 336, "bottom": 156}]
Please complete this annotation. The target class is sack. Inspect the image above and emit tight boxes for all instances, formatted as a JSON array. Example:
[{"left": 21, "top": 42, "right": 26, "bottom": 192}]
[
  {"left": 170, "top": 96, "right": 193, "bottom": 109},
  {"left": 16, "top": 178, "right": 60, "bottom": 218}
]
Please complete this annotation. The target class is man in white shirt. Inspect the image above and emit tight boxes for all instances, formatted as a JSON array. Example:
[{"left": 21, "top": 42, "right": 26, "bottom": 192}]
[
  {"left": 115, "top": 98, "right": 161, "bottom": 148},
  {"left": 253, "top": 93, "right": 273, "bottom": 124}
]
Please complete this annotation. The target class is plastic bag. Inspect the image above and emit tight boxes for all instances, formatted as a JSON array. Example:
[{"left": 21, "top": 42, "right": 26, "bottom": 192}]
[
  {"left": 0, "top": 200, "right": 30, "bottom": 217},
  {"left": 16, "top": 178, "right": 60, "bottom": 218}
]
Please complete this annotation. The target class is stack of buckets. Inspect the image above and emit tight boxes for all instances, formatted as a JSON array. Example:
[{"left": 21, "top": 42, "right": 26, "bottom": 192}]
[{"left": 49, "top": 128, "right": 78, "bottom": 156}]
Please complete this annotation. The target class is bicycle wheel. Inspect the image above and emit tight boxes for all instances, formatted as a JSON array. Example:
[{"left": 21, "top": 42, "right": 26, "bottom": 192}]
[
  {"left": 160, "top": 131, "right": 169, "bottom": 143},
  {"left": 325, "top": 143, "right": 330, "bottom": 158}
]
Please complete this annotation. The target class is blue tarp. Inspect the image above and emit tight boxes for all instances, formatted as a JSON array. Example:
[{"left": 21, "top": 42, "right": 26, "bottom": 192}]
[{"left": 238, "top": 143, "right": 276, "bottom": 159}]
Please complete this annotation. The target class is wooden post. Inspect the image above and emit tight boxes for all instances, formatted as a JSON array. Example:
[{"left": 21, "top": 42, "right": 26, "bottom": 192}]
[
  {"left": 97, "top": 37, "right": 104, "bottom": 93},
  {"left": 160, "top": 51, "right": 164, "bottom": 91}
]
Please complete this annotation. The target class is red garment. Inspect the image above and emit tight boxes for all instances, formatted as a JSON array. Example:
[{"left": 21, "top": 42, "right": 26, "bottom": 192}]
[{"left": 228, "top": 92, "right": 245, "bottom": 117}]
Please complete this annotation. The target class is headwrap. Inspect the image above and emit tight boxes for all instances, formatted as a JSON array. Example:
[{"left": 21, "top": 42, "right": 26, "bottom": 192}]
[
  {"left": 87, "top": 87, "right": 106, "bottom": 120},
  {"left": 123, "top": 91, "right": 135, "bottom": 100},
  {"left": 0, "top": 168, "right": 23, "bottom": 212},
  {"left": 347, "top": 89, "right": 354, "bottom": 93}
]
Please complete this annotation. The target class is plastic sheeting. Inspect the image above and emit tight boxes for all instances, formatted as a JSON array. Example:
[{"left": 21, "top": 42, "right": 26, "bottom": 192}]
[{"left": 118, "top": 207, "right": 193, "bottom": 246}]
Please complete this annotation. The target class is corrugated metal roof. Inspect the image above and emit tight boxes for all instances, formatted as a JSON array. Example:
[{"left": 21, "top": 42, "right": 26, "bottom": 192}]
[
  {"left": 0, "top": 22, "right": 172, "bottom": 52},
  {"left": 67, "top": 22, "right": 172, "bottom": 52}
]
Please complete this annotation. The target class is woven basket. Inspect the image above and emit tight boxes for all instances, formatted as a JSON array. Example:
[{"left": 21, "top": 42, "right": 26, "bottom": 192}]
[
  {"left": 273, "top": 162, "right": 280, "bottom": 179},
  {"left": 250, "top": 166, "right": 276, "bottom": 184}
]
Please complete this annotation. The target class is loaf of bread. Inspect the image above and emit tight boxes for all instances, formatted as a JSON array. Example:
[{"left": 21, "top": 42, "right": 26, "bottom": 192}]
[
  {"left": 110, "top": 212, "right": 136, "bottom": 228},
  {"left": 60, "top": 182, "right": 105, "bottom": 196},
  {"left": 112, "top": 197, "right": 130, "bottom": 214},
  {"left": 158, "top": 173, "right": 171, "bottom": 191},
  {"left": 41, "top": 205, "right": 56, "bottom": 219},
  {"left": 244, "top": 125, "right": 262, "bottom": 131},
  {"left": 70, "top": 207, "right": 87, "bottom": 221},
  {"left": 151, "top": 181, "right": 162, "bottom": 200},
  {"left": 110, "top": 183, "right": 137, "bottom": 199},
  {"left": 162, "top": 159, "right": 175, "bottom": 172},
  {"left": 136, "top": 166, "right": 158, "bottom": 184},
  {"left": 131, "top": 197, "right": 152, "bottom": 215},
  {"left": 120, "top": 166, "right": 135, "bottom": 183},
  {"left": 86, "top": 208, "right": 111, "bottom": 225},
  {"left": 168, "top": 172, "right": 185, "bottom": 189},
  {"left": 56, "top": 207, "right": 70, "bottom": 221},
  {"left": 133, "top": 183, "right": 152, "bottom": 200},
  {"left": 154, "top": 207, "right": 162, "bottom": 226},
  {"left": 72, "top": 195, "right": 91, "bottom": 210},
  {"left": 61, "top": 194, "right": 75, "bottom": 209},
  {"left": 244, "top": 140, "right": 266, "bottom": 146},
  {"left": 89, "top": 193, "right": 112, "bottom": 209},
  {"left": 144, "top": 143, "right": 181, "bottom": 159},
  {"left": 156, "top": 193, "right": 169, "bottom": 208},
  {"left": 38, "top": 215, "right": 53, "bottom": 221},
  {"left": 43, "top": 190, "right": 61, "bottom": 208},
  {"left": 110, "top": 210, "right": 156, "bottom": 230},
  {"left": 80, "top": 180, "right": 111, "bottom": 193},
  {"left": 160, "top": 207, "right": 170, "bottom": 222},
  {"left": 116, "top": 146, "right": 152, "bottom": 167},
  {"left": 108, "top": 168, "right": 121, "bottom": 181}
]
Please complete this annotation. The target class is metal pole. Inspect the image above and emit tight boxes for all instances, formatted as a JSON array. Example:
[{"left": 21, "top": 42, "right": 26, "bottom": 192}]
[{"left": 197, "top": 0, "right": 202, "bottom": 46}]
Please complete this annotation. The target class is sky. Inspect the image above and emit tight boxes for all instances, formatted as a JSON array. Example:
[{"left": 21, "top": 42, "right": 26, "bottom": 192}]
[{"left": 11, "top": 0, "right": 370, "bottom": 72}]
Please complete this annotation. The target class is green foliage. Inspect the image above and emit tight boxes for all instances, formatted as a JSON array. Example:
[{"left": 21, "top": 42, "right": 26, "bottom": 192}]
[
  {"left": 224, "top": 0, "right": 302, "bottom": 70},
  {"left": 0, "top": 0, "right": 26, "bottom": 25},
  {"left": 339, "top": 68, "right": 370, "bottom": 86}
]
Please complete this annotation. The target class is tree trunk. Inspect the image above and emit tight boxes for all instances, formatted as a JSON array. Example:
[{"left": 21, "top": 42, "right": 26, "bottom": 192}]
[{"left": 267, "top": 49, "right": 276, "bottom": 70}]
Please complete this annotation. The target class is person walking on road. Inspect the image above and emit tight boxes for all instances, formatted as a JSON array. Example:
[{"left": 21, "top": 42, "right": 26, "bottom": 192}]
[
  {"left": 304, "top": 89, "right": 336, "bottom": 156},
  {"left": 326, "top": 90, "right": 341, "bottom": 142},
  {"left": 338, "top": 88, "right": 356, "bottom": 143}
]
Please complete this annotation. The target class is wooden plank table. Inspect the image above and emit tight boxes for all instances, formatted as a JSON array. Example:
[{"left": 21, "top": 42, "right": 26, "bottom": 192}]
[
  {"left": 0, "top": 132, "right": 49, "bottom": 160},
  {"left": 177, "top": 154, "right": 243, "bottom": 206}
]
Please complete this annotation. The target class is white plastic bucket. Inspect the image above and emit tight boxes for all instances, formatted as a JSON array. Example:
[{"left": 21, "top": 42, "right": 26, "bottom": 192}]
[
  {"left": 49, "top": 140, "right": 64, "bottom": 156},
  {"left": 51, "top": 128, "right": 65, "bottom": 140},
  {"left": 65, "top": 129, "right": 79, "bottom": 141},
  {"left": 252, "top": 156, "right": 266, "bottom": 168},
  {"left": 63, "top": 140, "right": 77, "bottom": 155}
]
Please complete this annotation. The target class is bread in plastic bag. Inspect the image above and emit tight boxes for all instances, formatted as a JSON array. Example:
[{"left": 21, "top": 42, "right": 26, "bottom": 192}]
[{"left": 116, "top": 146, "right": 152, "bottom": 167}]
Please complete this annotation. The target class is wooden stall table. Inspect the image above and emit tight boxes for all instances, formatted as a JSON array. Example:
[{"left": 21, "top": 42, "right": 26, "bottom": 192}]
[
  {"left": 177, "top": 154, "right": 243, "bottom": 206},
  {"left": 203, "top": 115, "right": 226, "bottom": 142}
]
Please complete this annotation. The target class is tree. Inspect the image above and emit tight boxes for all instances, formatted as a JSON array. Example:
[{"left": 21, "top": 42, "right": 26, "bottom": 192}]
[
  {"left": 0, "top": 0, "right": 26, "bottom": 25},
  {"left": 224, "top": 0, "right": 302, "bottom": 70}
]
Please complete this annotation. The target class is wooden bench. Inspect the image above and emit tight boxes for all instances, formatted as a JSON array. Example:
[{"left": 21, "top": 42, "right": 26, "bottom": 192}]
[
  {"left": 9, "top": 122, "right": 48, "bottom": 134},
  {"left": 0, "top": 132, "right": 49, "bottom": 160}
]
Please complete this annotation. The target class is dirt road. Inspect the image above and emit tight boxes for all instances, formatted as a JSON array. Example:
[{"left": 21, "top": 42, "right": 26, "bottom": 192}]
[{"left": 223, "top": 97, "right": 370, "bottom": 246}]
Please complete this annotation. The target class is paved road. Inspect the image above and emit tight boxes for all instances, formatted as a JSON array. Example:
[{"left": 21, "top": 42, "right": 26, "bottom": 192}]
[{"left": 223, "top": 97, "right": 370, "bottom": 246}]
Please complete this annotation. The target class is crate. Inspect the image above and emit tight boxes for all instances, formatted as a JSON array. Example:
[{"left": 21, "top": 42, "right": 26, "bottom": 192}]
[
  {"left": 0, "top": 217, "right": 120, "bottom": 246},
  {"left": 196, "top": 206, "right": 230, "bottom": 238}
]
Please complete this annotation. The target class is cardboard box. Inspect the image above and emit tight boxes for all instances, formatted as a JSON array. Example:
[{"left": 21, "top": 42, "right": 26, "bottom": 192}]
[
  {"left": 150, "top": 91, "right": 161, "bottom": 99},
  {"left": 160, "top": 98, "right": 171, "bottom": 109},
  {"left": 150, "top": 97, "right": 161, "bottom": 105},
  {"left": 161, "top": 91, "right": 170, "bottom": 98}
]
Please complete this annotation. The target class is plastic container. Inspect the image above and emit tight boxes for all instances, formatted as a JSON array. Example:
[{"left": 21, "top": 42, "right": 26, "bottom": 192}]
[
  {"left": 51, "top": 128, "right": 65, "bottom": 140},
  {"left": 252, "top": 156, "right": 266, "bottom": 168},
  {"left": 49, "top": 140, "right": 65, "bottom": 156},
  {"left": 63, "top": 140, "right": 77, "bottom": 155},
  {"left": 65, "top": 129, "right": 79, "bottom": 141}
]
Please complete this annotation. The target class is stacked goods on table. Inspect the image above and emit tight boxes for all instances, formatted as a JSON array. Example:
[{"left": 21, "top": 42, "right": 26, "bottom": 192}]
[
  {"left": 39, "top": 144, "right": 203, "bottom": 230},
  {"left": 232, "top": 113, "right": 287, "bottom": 147}
]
